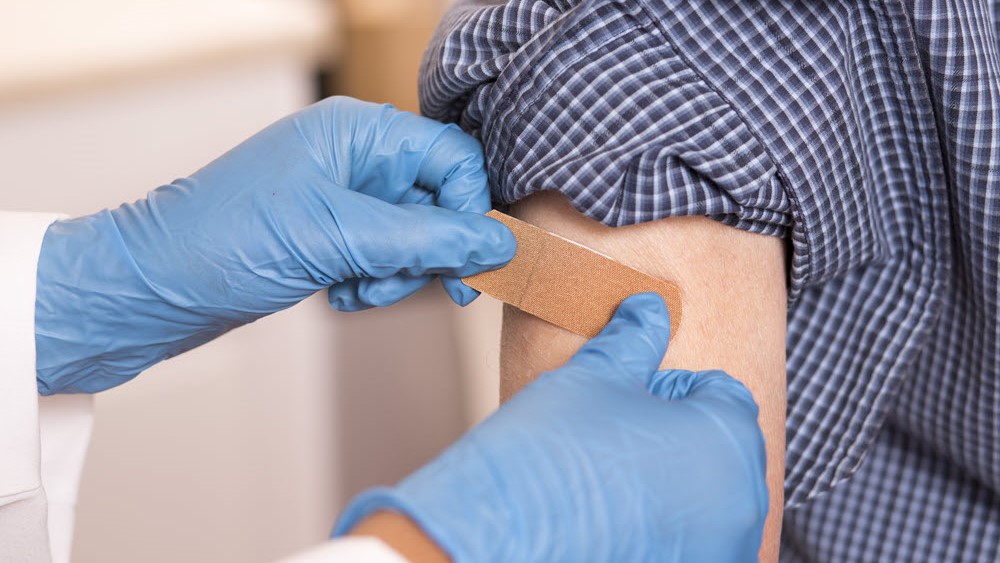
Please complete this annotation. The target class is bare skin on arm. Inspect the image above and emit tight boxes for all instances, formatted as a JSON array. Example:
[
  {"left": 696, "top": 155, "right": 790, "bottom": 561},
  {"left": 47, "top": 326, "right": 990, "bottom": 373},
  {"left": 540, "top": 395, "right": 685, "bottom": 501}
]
[
  {"left": 350, "top": 512, "right": 450, "bottom": 562},
  {"left": 500, "top": 191, "right": 787, "bottom": 562}
]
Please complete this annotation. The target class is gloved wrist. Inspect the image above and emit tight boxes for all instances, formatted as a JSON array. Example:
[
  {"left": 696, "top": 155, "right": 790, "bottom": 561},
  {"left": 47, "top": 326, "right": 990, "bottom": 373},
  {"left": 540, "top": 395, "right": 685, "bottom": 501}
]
[
  {"left": 333, "top": 490, "right": 470, "bottom": 558},
  {"left": 333, "top": 452, "right": 519, "bottom": 562},
  {"left": 35, "top": 210, "right": 234, "bottom": 394}
]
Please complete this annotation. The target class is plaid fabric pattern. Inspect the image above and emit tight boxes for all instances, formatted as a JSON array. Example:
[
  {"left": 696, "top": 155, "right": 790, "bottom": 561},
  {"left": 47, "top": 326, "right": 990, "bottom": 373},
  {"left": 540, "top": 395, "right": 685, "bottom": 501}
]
[{"left": 421, "top": 0, "right": 1000, "bottom": 560}]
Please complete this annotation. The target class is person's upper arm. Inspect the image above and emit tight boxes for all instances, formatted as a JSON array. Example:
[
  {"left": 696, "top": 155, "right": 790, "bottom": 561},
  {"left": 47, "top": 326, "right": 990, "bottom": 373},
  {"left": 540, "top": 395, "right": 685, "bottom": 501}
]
[{"left": 498, "top": 191, "right": 787, "bottom": 562}]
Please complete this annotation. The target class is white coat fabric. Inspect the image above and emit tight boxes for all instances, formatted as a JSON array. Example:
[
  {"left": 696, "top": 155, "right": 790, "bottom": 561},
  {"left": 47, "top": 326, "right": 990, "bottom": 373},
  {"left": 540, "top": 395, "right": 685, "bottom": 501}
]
[{"left": 0, "top": 211, "right": 406, "bottom": 563}]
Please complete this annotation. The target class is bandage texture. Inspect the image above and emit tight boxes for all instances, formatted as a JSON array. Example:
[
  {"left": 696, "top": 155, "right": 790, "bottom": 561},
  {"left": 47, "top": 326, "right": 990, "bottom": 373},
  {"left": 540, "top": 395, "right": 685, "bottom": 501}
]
[{"left": 463, "top": 211, "right": 681, "bottom": 339}]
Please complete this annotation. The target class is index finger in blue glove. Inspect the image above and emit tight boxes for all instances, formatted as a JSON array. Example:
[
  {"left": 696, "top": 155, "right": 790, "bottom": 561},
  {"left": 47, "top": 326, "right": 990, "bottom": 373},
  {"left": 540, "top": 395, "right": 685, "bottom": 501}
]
[
  {"left": 557, "top": 292, "right": 670, "bottom": 388},
  {"left": 334, "top": 193, "right": 516, "bottom": 280}
]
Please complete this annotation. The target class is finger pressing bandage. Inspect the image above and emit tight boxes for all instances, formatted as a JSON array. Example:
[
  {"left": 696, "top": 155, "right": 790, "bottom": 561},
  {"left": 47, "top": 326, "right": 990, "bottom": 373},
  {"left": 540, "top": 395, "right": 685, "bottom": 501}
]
[{"left": 463, "top": 210, "right": 682, "bottom": 339}]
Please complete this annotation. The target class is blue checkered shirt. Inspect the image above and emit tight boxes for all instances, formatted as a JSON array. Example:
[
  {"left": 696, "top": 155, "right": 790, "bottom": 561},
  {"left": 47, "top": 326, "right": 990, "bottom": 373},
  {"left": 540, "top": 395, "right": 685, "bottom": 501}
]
[{"left": 420, "top": 1, "right": 1000, "bottom": 560}]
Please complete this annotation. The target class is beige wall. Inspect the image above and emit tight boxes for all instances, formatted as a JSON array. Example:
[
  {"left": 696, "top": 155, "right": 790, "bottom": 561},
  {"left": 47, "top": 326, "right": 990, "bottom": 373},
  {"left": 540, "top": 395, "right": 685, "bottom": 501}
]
[{"left": 335, "top": 0, "right": 449, "bottom": 112}]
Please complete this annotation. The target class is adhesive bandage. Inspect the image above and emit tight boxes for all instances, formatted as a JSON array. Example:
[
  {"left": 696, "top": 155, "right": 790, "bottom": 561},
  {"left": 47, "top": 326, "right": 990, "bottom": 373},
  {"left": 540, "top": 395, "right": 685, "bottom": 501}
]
[{"left": 463, "top": 210, "right": 682, "bottom": 339}]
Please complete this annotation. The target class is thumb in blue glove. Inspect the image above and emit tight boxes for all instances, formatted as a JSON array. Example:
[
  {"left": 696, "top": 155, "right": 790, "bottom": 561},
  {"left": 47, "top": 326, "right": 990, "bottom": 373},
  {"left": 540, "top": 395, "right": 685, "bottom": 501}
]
[{"left": 334, "top": 293, "right": 768, "bottom": 562}]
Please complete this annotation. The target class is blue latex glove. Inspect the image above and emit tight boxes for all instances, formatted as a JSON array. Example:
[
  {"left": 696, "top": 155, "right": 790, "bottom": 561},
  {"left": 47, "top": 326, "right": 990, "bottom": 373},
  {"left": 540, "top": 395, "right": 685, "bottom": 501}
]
[
  {"left": 35, "top": 96, "right": 516, "bottom": 394},
  {"left": 334, "top": 293, "right": 768, "bottom": 562}
]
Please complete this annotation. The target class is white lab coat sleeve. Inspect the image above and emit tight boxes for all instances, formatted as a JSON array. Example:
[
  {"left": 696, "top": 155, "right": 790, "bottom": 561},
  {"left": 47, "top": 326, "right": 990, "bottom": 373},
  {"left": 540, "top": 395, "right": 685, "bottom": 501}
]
[
  {"left": 38, "top": 395, "right": 93, "bottom": 563},
  {"left": 0, "top": 211, "right": 94, "bottom": 563},
  {"left": 276, "top": 537, "right": 410, "bottom": 563}
]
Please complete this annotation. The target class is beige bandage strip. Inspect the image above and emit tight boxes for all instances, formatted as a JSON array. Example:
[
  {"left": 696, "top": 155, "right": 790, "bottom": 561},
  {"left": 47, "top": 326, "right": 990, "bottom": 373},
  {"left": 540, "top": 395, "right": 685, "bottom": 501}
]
[{"left": 463, "top": 210, "right": 682, "bottom": 339}]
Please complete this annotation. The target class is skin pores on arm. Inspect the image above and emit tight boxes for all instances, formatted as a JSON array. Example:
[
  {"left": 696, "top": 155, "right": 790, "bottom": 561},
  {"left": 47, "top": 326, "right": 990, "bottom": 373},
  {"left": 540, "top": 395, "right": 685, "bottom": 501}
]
[{"left": 499, "top": 191, "right": 787, "bottom": 562}]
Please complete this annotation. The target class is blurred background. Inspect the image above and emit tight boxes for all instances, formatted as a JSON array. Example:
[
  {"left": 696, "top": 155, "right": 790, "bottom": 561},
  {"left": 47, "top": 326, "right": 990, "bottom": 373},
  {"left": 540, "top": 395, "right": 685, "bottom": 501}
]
[{"left": 0, "top": 1, "right": 505, "bottom": 561}]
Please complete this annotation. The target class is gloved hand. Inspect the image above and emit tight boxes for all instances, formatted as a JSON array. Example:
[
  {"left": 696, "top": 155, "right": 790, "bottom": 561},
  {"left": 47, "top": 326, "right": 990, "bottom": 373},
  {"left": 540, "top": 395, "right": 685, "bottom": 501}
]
[
  {"left": 35, "top": 96, "right": 516, "bottom": 394},
  {"left": 334, "top": 293, "right": 768, "bottom": 562}
]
